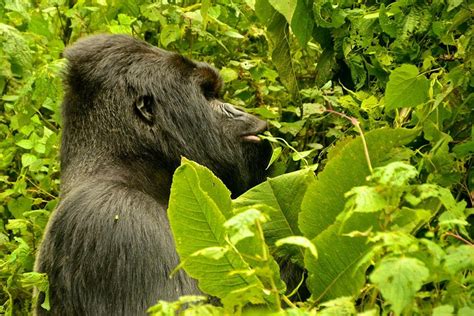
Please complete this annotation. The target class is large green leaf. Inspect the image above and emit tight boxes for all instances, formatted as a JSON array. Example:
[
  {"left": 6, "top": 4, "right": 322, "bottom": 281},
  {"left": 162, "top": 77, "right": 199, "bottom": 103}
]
[
  {"left": 255, "top": 0, "right": 298, "bottom": 97},
  {"left": 299, "top": 128, "right": 420, "bottom": 300},
  {"left": 168, "top": 158, "right": 263, "bottom": 299},
  {"left": 268, "top": 0, "right": 314, "bottom": 46},
  {"left": 299, "top": 128, "right": 419, "bottom": 239},
  {"left": 304, "top": 220, "right": 370, "bottom": 301},
  {"left": 233, "top": 169, "right": 315, "bottom": 264},
  {"left": 385, "top": 64, "right": 429, "bottom": 111}
]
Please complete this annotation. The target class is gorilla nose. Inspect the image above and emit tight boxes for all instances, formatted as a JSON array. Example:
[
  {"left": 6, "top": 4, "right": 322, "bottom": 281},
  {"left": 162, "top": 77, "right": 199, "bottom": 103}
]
[
  {"left": 255, "top": 118, "right": 268, "bottom": 133},
  {"left": 241, "top": 116, "right": 268, "bottom": 143}
]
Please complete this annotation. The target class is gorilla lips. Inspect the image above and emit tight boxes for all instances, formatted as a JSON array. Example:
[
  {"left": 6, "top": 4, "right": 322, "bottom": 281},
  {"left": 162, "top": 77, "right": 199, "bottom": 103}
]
[
  {"left": 241, "top": 120, "right": 268, "bottom": 143},
  {"left": 242, "top": 134, "right": 262, "bottom": 143}
]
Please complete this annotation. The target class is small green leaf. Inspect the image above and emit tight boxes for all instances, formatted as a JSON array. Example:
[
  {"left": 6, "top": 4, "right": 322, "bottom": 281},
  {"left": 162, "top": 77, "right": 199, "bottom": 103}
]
[
  {"left": 7, "top": 197, "right": 32, "bottom": 219},
  {"left": 223, "top": 30, "right": 244, "bottom": 39},
  {"left": 443, "top": 245, "right": 474, "bottom": 275},
  {"left": 447, "top": 0, "right": 463, "bottom": 12},
  {"left": 6, "top": 219, "right": 29, "bottom": 231},
  {"left": 200, "top": 0, "right": 211, "bottom": 28},
  {"left": 313, "top": 2, "right": 347, "bottom": 28},
  {"left": 160, "top": 25, "right": 181, "bottom": 47},
  {"left": 432, "top": 305, "right": 454, "bottom": 316},
  {"left": 34, "top": 143, "right": 46, "bottom": 154},
  {"left": 147, "top": 295, "right": 209, "bottom": 315},
  {"left": 224, "top": 209, "right": 267, "bottom": 245},
  {"left": 344, "top": 186, "right": 387, "bottom": 213},
  {"left": 266, "top": 146, "right": 282, "bottom": 169},
  {"left": 220, "top": 67, "right": 239, "bottom": 83},
  {"left": 369, "top": 162, "right": 418, "bottom": 187},
  {"left": 453, "top": 140, "right": 474, "bottom": 158},
  {"left": 303, "top": 103, "right": 325, "bottom": 118},
  {"left": 413, "top": 184, "right": 468, "bottom": 230},
  {"left": 190, "top": 247, "right": 228, "bottom": 260},
  {"left": 275, "top": 236, "right": 317, "bottom": 259},
  {"left": 379, "top": 4, "right": 397, "bottom": 38},
  {"left": 318, "top": 297, "right": 357, "bottom": 316},
  {"left": 385, "top": 64, "right": 429, "bottom": 111},
  {"left": 21, "top": 153, "right": 37, "bottom": 168},
  {"left": 370, "top": 257, "right": 429, "bottom": 315},
  {"left": 291, "top": 149, "right": 314, "bottom": 161},
  {"left": 16, "top": 139, "right": 34, "bottom": 149},
  {"left": 19, "top": 272, "right": 48, "bottom": 289},
  {"left": 279, "top": 120, "right": 305, "bottom": 136},
  {"left": 2, "top": 95, "right": 19, "bottom": 102}
]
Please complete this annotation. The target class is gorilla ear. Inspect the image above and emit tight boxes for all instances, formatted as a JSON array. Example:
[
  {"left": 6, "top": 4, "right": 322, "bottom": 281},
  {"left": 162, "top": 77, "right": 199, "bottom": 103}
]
[{"left": 135, "top": 96, "right": 154, "bottom": 124}]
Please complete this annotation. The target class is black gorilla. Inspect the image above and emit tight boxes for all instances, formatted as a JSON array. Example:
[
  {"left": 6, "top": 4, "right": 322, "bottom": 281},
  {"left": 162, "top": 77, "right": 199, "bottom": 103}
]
[{"left": 35, "top": 34, "right": 271, "bottom": 315}]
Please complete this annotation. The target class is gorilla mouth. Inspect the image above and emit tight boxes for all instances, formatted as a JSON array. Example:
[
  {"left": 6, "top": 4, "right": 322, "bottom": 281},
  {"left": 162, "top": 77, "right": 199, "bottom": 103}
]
[
  {"left": 241, "top": 123, "right": 267, "bottom": 143},
  {"left": 241, "top": 134, "right": 262, "bottom": 143},
  {"left": 241, "top": 120, "right": 268, "bottom": 143}
]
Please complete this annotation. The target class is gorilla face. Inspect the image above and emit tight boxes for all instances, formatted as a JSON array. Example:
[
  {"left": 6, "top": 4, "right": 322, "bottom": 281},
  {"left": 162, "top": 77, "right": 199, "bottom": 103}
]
[{"left": 61, "top": 34, "right": 271, "bottom": 196}]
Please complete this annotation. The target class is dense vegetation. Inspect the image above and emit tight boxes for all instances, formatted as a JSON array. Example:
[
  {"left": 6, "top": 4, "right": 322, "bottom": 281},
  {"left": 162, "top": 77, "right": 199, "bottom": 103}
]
[{"left": 0, "top": 0, "right": 472, "bottom": 315}]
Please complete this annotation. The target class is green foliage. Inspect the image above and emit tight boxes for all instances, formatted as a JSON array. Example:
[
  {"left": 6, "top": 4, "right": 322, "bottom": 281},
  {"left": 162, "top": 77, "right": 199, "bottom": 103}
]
[
  {"left": 1, "top": 0, "right": 472, "bottom": 315},
  {"left": 165, "top": 153, "right": 472, "bottom": 314},
  {"left": 385, "top": 65, "right": 429, "bottom": 111},
  {"left": 168, "top": 159, "right": 284, "bottom": 311},
  {"left": 300, "top": 128, "right": 418, "bottom": 301},
  {"left": 147, "top": 296, "right": 222, "bottom": 316},
  {"left": 234, "top": 169, "right": 314, "bottom": 264},
  {"left": 370, "top": 257, "right": 430, "bottom": 315},
  {"left": 300, "top": 128, "right": 419, "bottom": 239}
]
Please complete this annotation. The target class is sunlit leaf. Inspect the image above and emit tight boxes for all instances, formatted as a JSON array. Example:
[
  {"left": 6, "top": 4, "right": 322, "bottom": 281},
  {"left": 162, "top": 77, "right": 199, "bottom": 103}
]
[
  {"left": 168, "top": 158, "right": 265, "bottom": 302},
  {"left": 370, "top": 257, "right": 429, "bottom": 315},
  {"left": 385, "top": 65, "right": 429, "bottom": 111}
]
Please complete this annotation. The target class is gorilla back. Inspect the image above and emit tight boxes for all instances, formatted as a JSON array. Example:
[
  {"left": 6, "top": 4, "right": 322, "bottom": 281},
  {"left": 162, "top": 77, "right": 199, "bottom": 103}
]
[{"left": 35, "top": 34, "right": 270, "bottom": 315}]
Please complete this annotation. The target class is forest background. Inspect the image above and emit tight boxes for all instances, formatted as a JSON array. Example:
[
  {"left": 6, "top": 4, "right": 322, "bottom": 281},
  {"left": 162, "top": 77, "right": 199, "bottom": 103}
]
[{"left": 0, "top": 0, "right": 472, "bottom": 315}]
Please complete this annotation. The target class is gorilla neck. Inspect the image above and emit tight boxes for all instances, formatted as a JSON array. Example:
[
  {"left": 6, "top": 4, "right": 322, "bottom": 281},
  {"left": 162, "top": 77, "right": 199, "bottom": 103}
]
[
  {"left": 60, "top": 140, "right": 269, "bottom": 202},
  {"left": 61, "top": 155, "right": 173, "bottom": 206}
]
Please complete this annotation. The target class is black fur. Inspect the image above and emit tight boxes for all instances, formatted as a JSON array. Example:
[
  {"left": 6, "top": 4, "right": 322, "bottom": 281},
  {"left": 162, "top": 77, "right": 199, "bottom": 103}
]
[{"left": 35, "top": 34, "right": 271, "bottom": 315}]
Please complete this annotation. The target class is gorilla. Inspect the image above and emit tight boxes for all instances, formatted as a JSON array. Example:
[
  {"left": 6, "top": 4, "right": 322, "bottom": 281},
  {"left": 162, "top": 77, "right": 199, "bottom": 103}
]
[{"left": 35, "top": 34, "right": 271, "bottom": 315}]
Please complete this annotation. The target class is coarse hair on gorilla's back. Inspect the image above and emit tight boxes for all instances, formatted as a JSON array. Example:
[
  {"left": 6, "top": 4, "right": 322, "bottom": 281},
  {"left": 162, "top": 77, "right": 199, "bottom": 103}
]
[{"left": 35, "top": 34, "right": 271, "bottom": 315}]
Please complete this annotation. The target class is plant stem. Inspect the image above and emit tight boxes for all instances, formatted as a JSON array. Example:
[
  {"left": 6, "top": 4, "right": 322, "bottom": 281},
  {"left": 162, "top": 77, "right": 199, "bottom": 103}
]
[{"left": 326, "top": 109, "right": 373, "bottom": 173}]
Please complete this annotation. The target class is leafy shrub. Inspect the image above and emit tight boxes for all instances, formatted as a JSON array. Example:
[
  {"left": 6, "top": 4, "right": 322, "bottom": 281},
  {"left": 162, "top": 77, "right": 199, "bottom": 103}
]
[{"left": 0, "top": 0, "right": 472, "bottom": 315}]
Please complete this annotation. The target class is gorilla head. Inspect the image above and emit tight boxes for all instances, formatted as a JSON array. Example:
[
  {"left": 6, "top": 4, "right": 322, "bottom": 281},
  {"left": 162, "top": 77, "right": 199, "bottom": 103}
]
[{"left": 60, "top": 34, "right": 270, "bottom": 198}]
